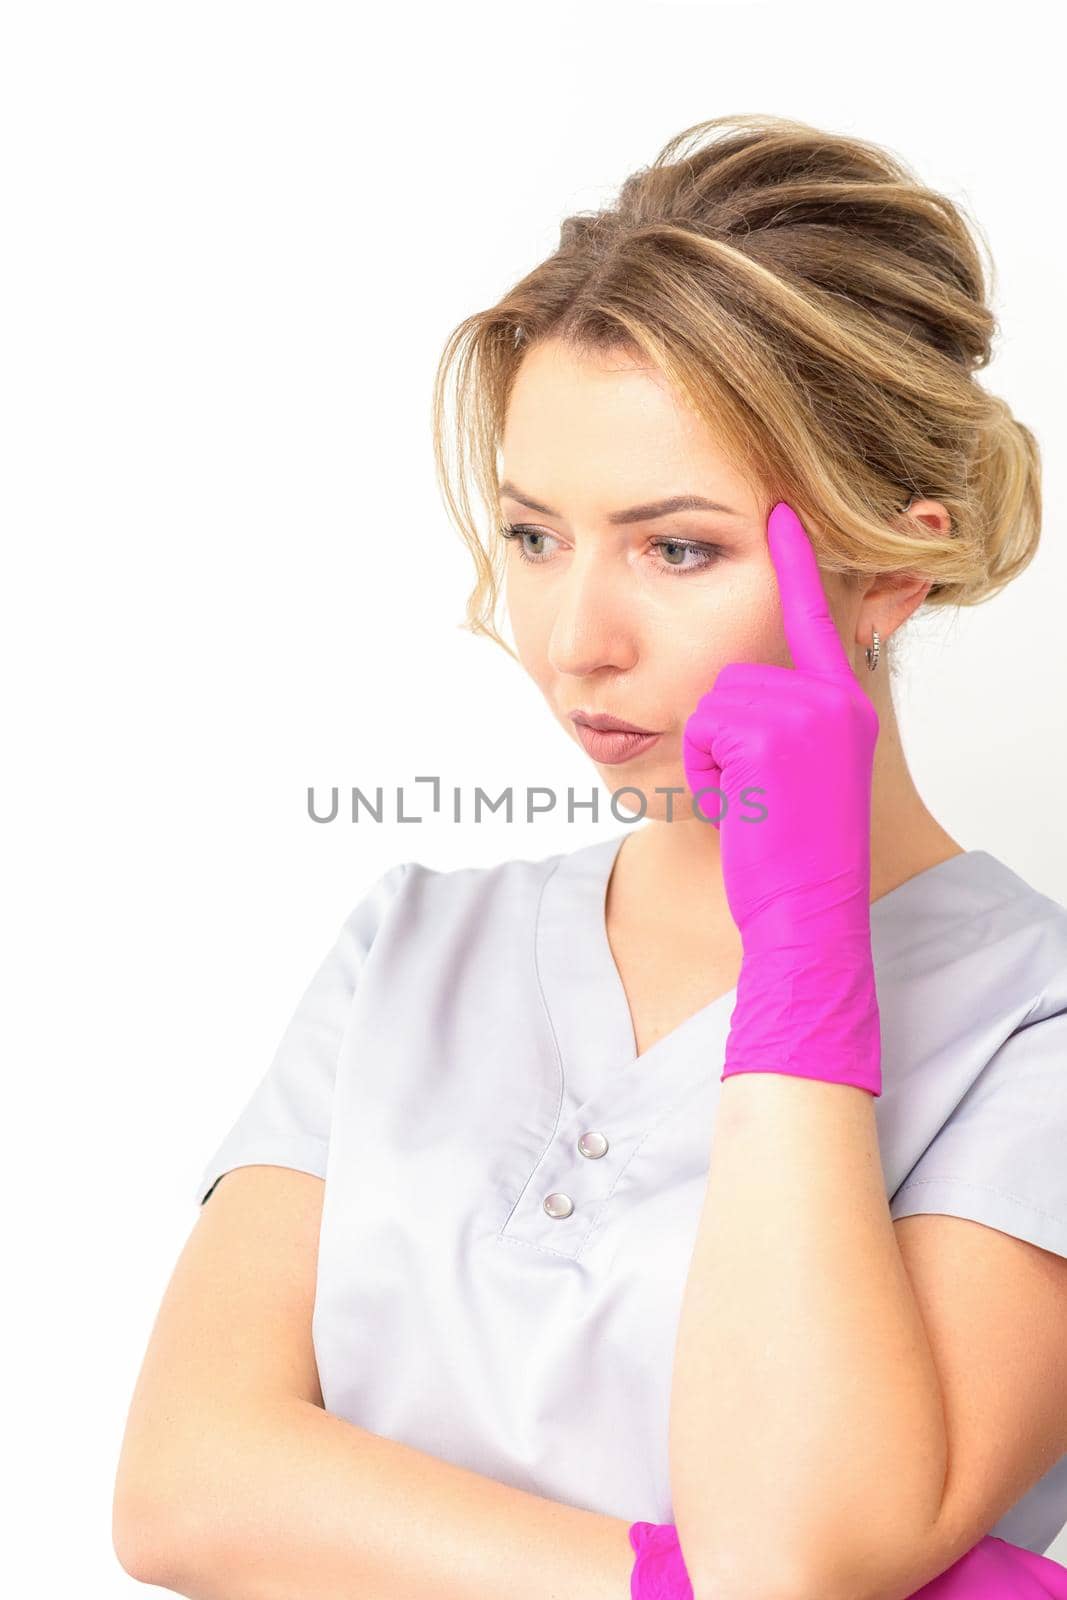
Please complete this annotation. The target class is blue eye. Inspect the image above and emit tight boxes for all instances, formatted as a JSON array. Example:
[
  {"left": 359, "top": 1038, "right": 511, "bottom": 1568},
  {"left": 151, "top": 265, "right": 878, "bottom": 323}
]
[{"left": 498, "top": 524, "right": 724, "bottom": 576}]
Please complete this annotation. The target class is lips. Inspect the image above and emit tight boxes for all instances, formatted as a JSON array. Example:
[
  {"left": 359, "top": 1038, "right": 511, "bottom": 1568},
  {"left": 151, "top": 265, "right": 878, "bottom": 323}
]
[
  {"left": 572, "top": 723, "right": 663, "bottom": 765},
  {"left": 568, "top": 711, "right": 658, "bottom": 735}
]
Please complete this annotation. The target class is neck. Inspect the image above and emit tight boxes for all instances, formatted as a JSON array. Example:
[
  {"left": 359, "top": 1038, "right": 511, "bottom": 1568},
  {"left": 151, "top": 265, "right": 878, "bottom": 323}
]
[{"left": 865, "top": 687, "right": 963, "bottom": 899}]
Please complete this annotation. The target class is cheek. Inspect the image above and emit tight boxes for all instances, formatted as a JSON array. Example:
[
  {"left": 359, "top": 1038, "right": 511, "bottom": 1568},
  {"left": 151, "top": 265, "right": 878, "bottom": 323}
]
[
  {"left": 505, "top": 584, "right": 552, "bottom": 680},
  {"left": 660, "top": 579, "right": 788, "bottom": 687}
]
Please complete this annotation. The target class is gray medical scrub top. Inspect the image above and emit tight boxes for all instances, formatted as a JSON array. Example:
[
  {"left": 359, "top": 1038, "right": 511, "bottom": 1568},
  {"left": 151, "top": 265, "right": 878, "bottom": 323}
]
[{"left": 193, "top": 832, "right": 1067, "bottom": 1554}]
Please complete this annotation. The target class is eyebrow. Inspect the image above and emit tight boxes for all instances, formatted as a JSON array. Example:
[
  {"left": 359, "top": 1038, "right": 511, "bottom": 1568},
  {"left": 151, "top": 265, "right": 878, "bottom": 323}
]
[{"left": 497, "top": 480, "right": 743, "bottom": 524}]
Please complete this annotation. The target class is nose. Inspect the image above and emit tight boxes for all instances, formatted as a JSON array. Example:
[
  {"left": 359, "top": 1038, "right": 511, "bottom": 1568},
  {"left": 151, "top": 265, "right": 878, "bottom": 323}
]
[{"left": 545, "top": 549, "right": 640, "bottom": 678}]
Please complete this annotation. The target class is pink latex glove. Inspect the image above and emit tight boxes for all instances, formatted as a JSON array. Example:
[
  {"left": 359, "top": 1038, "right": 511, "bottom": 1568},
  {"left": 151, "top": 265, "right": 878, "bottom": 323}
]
[
  {"left": 681, "top": 501, "right": 883, "bottom": 1095},
  {"left": 627, "top": 1521, "right": 1067, "bottom": 1598}
]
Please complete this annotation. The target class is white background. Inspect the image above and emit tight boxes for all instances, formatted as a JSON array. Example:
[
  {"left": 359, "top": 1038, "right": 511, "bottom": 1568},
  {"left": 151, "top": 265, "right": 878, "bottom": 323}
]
[{"left": 4, "top": 0, "right": 1065, "bottom": 1589}]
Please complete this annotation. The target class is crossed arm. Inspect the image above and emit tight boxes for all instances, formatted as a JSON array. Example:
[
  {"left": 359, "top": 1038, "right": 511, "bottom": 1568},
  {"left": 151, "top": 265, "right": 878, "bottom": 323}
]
[
  {"left": 114, "top": 1137, "right": 1067, "bottom": 1600},
  {"left": 669, "top": 1071, "right": 1067, "bottom": 1600},
  {"left": 112, "top": 1164, "right": 640, "bottom": 1600}
]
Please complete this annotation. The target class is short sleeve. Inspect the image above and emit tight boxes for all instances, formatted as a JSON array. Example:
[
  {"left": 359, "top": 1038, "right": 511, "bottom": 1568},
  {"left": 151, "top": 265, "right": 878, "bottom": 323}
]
[
  {"left": 192, "top": 861, "right": 411, "bottom": 1206},
  {"left": 889, "top": 1006, "right": 1067, "bottom": 1260}
]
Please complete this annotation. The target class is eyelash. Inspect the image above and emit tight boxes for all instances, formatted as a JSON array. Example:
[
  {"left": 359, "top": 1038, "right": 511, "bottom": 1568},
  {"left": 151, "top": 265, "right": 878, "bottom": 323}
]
[{"left": 498, "top": 523, "right": 725, "bottom": 576}]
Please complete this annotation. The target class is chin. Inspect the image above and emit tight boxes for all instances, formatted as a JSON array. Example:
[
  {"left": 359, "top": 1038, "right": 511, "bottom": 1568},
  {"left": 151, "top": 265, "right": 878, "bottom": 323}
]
[{"left": 596, "top": 758, "right": 688, "bottom": 820}]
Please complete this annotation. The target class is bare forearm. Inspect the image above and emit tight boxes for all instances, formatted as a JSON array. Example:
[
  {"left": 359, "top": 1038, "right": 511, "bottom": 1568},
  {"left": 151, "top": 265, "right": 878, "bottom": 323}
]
[
  {"left": 668, "top": 1072, "right": 948, "bottom": 1599},
  {"left": 141, "top": 1396, "right": 637, "bottom": 1600}
]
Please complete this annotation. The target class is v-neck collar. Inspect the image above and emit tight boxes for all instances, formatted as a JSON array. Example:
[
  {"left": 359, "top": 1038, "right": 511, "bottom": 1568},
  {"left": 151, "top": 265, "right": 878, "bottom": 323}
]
[
  {"left": 515, "top": 831, "right": 1018, "bottom": 1258},
  {"left": 593, "top": 831, "right": 737, "bottom": 1072},
  {"left": 534, "top": 830, "right": 737, "bottom": 1143},
  {"left": 536, "top": 829, "right": 1007, "bottom": 1090},
  {"left": 520, "top": 831, "right": 739, "bottom": 1258}
]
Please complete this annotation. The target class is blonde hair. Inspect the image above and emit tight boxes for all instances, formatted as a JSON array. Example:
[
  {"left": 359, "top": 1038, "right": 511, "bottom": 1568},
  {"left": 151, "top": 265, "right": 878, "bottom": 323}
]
[{"left": 432, "top": 112, "right": 1042, "bottom": 676}]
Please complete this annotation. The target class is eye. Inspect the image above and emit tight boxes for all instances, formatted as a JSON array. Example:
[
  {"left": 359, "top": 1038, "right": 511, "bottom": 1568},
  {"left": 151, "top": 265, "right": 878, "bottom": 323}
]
[
  {"left": 498, "top": 524, "right": 560, "bottom": 565},
  {"left": 498, "top": 524, "right": 725, "bottom": 576},
  {"left": 648, "top": 538, "right": 724, "bottom": 574}
]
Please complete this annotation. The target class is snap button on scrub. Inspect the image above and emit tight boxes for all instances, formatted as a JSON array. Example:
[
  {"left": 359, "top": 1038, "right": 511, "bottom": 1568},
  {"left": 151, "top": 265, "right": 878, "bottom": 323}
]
[
  {"left": 577, "top": 1131, "right": 609, "bottom": 1158},
  {"left": 543, "top": 1193, "right": 574, "bottom": 1218}
]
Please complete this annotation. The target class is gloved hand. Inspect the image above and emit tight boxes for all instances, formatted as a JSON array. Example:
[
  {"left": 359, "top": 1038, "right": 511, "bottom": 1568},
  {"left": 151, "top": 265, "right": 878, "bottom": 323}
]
[
  {"left": 627, "top": 1522, "right": 1067, "bottom": 1598},
  {"left": 681, "top": 501, "right": 883, "bottom": 1096}
]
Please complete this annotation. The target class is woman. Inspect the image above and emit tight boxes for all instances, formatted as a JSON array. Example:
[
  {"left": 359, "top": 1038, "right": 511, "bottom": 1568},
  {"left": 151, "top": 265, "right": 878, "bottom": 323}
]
[{"left": 122, "top": 116, "right": 1067, "bottom": 1598}]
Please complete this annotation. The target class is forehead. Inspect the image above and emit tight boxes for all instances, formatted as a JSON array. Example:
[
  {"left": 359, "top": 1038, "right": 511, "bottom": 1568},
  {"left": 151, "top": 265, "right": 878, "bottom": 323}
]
[{"left": 500, "top": 340, "right": 741, "bottom": 495}]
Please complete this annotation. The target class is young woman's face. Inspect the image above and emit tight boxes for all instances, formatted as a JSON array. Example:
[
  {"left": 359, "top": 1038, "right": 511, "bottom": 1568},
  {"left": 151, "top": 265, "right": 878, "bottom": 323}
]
[{"left": 499, "top": 338, "right": 858, "bottom": 822}]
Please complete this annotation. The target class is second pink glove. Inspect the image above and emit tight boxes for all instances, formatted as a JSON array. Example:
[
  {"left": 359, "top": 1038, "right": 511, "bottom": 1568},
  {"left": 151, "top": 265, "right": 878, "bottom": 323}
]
[{"left": 628, "top": 1520, "right": 1067, "bottom": 1598}]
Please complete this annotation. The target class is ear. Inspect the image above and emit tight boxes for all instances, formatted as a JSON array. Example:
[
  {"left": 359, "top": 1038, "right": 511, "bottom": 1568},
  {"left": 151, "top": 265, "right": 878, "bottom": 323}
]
[{"left": 855, "top": 498, "right": 952, "bottom": 642}]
